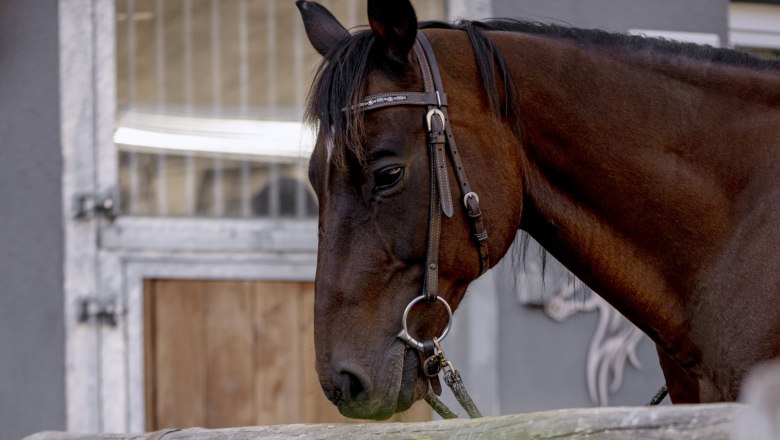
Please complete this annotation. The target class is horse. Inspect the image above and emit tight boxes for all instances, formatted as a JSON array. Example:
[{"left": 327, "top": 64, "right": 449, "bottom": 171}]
[{"left": 296, "top": 0, "right": 780, "bottom": 419}]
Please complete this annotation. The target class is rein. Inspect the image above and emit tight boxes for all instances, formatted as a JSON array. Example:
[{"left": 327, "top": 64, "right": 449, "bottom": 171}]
[{"left": 348, "top": 31, "right": 488, "bottom": 418}]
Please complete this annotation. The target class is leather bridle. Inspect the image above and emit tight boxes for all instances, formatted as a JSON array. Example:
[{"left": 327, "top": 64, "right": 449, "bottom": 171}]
[
  {"left": 338, "top": 28, "right": 502, "bottom": 418},
  {"left": 341, "top": 31, "right": 490, "bottom": 419},
  {"left": 347, "top": 31, "right": 490, "bottom": 352}
]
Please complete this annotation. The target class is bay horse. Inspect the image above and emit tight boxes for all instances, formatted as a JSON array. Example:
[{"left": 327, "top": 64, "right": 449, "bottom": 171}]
[{"left": 297, "top": 0, "right": 780, "bottom": 419}]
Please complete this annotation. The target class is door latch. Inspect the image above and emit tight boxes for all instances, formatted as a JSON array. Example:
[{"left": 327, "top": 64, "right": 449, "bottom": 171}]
[
  {"left": 75, "top": 188, "right": 118, "bottom": 220},
  {"left": 78, "top": 297, "right": 125, "bottom": 327}
]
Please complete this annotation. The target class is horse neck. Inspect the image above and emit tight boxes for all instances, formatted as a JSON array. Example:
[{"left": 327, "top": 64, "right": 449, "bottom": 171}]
[{"left": 493, "top": 32, "right": 780, "bottom": 345}]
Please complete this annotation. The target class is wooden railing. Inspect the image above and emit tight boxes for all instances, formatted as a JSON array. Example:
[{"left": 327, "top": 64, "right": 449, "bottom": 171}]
[{"left": 25, "top": 403, "right": 744, "bottom": 440}]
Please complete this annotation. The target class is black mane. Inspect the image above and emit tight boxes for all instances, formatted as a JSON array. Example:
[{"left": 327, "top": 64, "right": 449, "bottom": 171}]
[
  {"left": 448, "top": 18, "right": 780, "bottom": 71},
  {"left": 305, "top": 18, "right": 779, "bottom": 167}
]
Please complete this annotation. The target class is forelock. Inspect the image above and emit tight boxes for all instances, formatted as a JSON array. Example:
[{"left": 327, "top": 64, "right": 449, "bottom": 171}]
[{"left": 305, "top": 29, "right": 376, "bottom": 170}]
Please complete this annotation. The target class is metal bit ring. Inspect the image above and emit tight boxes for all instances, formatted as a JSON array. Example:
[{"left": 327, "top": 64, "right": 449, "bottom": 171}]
[{"left": 397, "top": 295, "right": 453, "bottom": 352}]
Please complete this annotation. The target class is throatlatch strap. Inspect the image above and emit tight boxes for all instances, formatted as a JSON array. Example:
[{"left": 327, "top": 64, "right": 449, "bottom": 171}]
[{"left": 416, "top": 32, "right": 490, "bottom": 275}]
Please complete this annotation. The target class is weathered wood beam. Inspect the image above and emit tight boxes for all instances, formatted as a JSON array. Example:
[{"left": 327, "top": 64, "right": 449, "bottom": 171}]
[{"left": 26, "top": 403, "right": 743, "bottom": 440}]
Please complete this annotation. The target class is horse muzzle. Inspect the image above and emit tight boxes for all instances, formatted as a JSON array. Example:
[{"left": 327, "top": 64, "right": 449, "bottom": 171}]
[{"left": 318, "top": 339, "right": 426, "bottom": 420}]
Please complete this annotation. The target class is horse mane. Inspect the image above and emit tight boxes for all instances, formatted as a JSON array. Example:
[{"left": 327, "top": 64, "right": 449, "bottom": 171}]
[
  {"left": 458, "top": 18, "right": 780, "bottom": 71},
  {"left": 305, "top": 18, "right": 779, "bottom": 169}
]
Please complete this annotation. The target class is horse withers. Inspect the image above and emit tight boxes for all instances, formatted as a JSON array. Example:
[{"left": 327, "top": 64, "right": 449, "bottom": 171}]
[{"left": 297, "top": 0, "right": 780, "bottom": 419}]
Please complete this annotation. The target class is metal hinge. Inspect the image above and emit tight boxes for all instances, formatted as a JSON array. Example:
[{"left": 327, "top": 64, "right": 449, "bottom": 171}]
[
  {"left": 75, "top": 187, "right": 118, "bottom": 220},
  {"left": 78, "top": 297, "right": 126, "bottom": 327}
]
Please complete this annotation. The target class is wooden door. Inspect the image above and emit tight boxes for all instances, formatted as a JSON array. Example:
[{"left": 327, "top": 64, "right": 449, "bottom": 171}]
[{"left": 144, "top": 279, "right": 430, "bottom": 429}]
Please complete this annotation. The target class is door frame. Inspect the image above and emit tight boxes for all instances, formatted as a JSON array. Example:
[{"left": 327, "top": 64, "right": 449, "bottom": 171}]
[
  {"left": 60, "top": 0, "right": 115, "bottom": 432},
  {"left": 114, "top": 250, "right": 316, "bottom": 431},
  {"left": 59, "top": 0, "right": 319, "bottom": 432}
]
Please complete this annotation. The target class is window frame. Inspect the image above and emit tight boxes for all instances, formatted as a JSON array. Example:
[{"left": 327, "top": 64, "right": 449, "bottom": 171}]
[{"left": 730, "top": 2, "right": 780, "bottom": 49}]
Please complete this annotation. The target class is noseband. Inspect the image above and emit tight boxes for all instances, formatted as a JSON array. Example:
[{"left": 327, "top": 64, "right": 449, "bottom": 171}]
[{"left": 346, "top": 32, "right": 489, "bottom": 418}]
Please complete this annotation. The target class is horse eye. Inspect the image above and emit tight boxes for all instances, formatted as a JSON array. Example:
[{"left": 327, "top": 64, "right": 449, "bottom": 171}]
[{"left": 374, "top": 166, "right": 404, "bottom": 191}]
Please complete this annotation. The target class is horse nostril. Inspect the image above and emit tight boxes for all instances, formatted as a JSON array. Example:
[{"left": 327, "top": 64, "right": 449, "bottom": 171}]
[
  {"left": 340, "top": 370, "right": 366, "bottom": 403},
  {"left": 321, "top": 383, "right": 342, "bottom": 405}
]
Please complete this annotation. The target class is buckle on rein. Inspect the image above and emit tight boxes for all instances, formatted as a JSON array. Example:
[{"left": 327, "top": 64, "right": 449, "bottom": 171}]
[{"left": 397, "top": 295, "right": 483, "bottom": 419}]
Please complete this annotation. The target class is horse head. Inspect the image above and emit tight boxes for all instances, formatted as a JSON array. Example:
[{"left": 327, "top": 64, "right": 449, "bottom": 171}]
[{"left": 297, "top": 0, "right": 523, "bottom": 419}]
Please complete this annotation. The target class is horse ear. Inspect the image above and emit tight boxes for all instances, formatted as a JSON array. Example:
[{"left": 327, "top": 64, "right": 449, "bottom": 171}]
[
  {"left": 296, "top": 1, "right": 350, "bottom": 56},
  {"left": 368, "top": 0, "right": 418, "bottom": 63}
]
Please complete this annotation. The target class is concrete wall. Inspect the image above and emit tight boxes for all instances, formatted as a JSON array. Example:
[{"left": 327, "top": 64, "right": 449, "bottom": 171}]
[
  {"left": 0, "top": 1, "right": 66, "bottom": 439},
  {"left": 493, "top": 0, "right": 729, "bottom": 44}
]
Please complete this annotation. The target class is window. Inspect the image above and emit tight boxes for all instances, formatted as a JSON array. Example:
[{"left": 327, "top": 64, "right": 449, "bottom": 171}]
[
  {"left": 730, "top": 2, "right": 780, "bottom": 57},
  {"left": 115, "top": 0, "right": 444, "bottom": 218}
]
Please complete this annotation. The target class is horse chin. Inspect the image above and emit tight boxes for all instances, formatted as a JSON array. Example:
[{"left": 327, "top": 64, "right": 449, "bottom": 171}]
[
  {"left": 336, "top": 340, "right": 427, "bottom": 420},
  {"left": 395, "top": 346, "right": 428, "bottom": 412}
]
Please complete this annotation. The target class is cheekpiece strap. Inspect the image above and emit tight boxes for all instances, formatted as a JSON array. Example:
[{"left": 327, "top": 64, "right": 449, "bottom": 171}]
[{"left": 416, "top": 37, "right": 447, "bottom": 302}]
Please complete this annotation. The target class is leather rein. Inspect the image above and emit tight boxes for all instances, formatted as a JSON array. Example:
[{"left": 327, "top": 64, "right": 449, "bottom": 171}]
[{"left": 346, "top": 31, "right": 489, "bottom": 418}]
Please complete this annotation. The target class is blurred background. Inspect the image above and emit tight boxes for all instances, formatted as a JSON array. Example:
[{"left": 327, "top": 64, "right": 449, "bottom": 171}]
[{"left": 1, "top": 0, "right": 778, "bottom": 439}]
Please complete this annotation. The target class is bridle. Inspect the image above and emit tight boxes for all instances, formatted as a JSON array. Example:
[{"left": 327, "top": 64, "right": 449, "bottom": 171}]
[
  {"left": 346, "top": 31, "right": 489, "bottom": 418},
  {"left": 351, "top": 31, "right": 490, "bottom": 340}
]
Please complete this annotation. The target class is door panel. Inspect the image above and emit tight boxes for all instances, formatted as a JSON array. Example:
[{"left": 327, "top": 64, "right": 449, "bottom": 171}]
[
  {"left": 253, "top": 281, "right": 305, "bottom": 425},
  {"left": 145, "top": 280, "right": 208, "bottom": 428},
  {"left": 144, "top": 279, "right": 430, "bottom": 429},
  {"left": 205, "top": 281, "right": 255, "bottom": 426}
]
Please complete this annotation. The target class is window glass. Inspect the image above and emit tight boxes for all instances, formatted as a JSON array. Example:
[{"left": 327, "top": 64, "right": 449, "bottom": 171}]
[
  {"left": 739, "top": 47, "right": 780, "bottom": 59},
  {"left": 115, "top": 0, "right": 445, "bottom": 218}
]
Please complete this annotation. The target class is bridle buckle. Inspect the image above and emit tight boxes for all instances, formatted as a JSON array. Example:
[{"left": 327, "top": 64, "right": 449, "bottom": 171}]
[{"left": 426, "top": 108, "right": 445, "bottom": 131}]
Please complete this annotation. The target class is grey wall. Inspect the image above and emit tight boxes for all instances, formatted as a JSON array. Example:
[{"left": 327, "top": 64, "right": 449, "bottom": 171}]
[
  {"left": 457, "top": 0, "right": 733, "bottom": 413},
  {"left": 495, "top": 270, "right": 666, "bottom": 412},
  {"left": 0, "top": 1, "right": 66, "bottom": 439},
  {"left": 493, "top": 0, "right": 729, "bottom": 44},
  {"left": 489, "top": 246, "right": 667, "bottom": 413}
]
